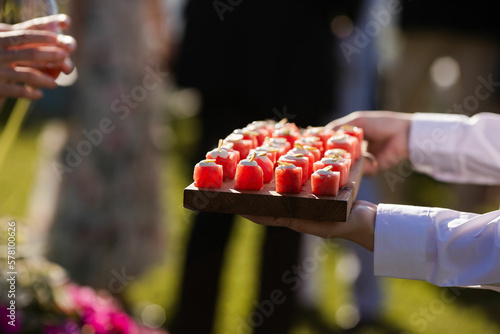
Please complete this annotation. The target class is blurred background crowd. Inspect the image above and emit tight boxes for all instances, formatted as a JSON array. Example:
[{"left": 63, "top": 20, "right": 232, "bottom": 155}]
[{"left": 1, "top": 0, "right": 500, "bottom": 333}]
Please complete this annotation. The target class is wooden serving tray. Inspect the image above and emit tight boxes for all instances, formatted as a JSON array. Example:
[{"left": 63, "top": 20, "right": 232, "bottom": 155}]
[{"left": 183, "top": 156, "right": 364, "bottom": 221}]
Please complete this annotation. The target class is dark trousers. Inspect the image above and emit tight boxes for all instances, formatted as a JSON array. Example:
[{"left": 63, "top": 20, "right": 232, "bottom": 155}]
[{"left": 171, "top": 211, "right": 301, "bottom": 334}]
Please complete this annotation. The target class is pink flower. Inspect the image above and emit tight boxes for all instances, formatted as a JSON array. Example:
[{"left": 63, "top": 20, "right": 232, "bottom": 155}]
[
  {"left": 110, "top": 311, "right": 137, "bottom": 334},
  {"left": 0, "top": 305, "right": 22, "bottom": 334},
  {"left": 54, "top": 284, "right": 161, "bottom": 334}
]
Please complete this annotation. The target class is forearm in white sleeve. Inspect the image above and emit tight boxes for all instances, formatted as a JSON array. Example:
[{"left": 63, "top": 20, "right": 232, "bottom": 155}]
[
  {"left": 374, "top": 203, "right": 500, "bottom": 291},
  {"left": 409, "top": 112, "right": 500, "bottom": 185}
]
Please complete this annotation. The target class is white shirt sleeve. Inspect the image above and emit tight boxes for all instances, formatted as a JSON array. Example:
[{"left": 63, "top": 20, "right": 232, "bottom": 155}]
[
  {"left": 374, "top": 112, "right": 500, "bottom": 290},
  {"left": 409, "top": 112, "right": 500, "bottom": 185},
  {"left": 374, "top": 203, "right": 500, "bottom": 291}
]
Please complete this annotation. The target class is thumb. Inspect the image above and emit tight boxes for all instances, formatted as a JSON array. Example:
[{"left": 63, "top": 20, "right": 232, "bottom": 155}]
[{"left": 362, "top": 152, "right": 378, "bottom": 176}]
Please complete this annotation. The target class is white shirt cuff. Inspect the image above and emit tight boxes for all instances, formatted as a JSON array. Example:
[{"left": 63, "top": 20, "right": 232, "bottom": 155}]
[
  {"left": 374, "top": 203, "right": 430, "bottom": 281},
  {"left": 408, "top": 113, "right": 466, "bottom": 181}
]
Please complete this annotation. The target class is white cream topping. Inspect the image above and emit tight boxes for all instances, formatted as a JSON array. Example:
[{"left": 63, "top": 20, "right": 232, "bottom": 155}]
[
  {"left": 328, "top": 133, "right": 348, "bottom": 142},
  {"left": 220, "top": 141, "right": 234, "bottom": 149},
  {"left": 288, "top": 148, "right": 307, "bottom": 155},
  {"left": 254, "top": 148, "right": 268, "bottom": 154},
  {"left": 270, "top": 137, "right": 287, "bottom": 145},
  {"left": 324, "top": 149, "right": 348, "bottom": 156},
  {"left": 225, "top": 133, "right": 244, "bottom": 142},
  {"left": 199, "top": 160, "right": 217, "bottom": 167},
  {"left": 246, "top": 124, "right": 258, "bottom": 131},
  {"left": 250, "top": 150, "right": 269, "bottom": 161},
  {"left": 315, "top": 169, "right": 336, "bottom": 176},
  {"left": 251, "top": 120, "right": 268, "bottom": 128},
  {"left": 300, "top": 136, "right": 321, "bottom": 143},
  {"left": 239, "top": 159, "right": 258, "bottom": 167},
  {"left": 321, "top": 156, "right": 342, "bottom": 164},
  {"left": 277, "top": 163, "right": 296, "bottom": 169},
  {"left": 275, "top": 128, "right": 293, "bottom": 136},
  {"left": 209, "top": 148, "right": 229, "bottom": 159},
  {"left": 281, "top": 154, "right": 301, "bottom": 160},
  {"left": 307, "top": 126, "right": 322, "bottom": 132},
  {"left": 257, "top": 146, "right": 279, "bottom": 153}
]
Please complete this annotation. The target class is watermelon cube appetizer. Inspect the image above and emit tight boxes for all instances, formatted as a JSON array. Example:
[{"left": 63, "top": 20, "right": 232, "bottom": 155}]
[
  {"left": 295, "top": 136, "right": 324, "bottom": 155},
  {"left": 324, "top": 148, "right": 351, "bottom": 161},
  {"left": 224, "top": 133, "right": 253, "bottom": 160},
  {"left": 311, "top": 165, "right": 340, "bottom": 196},
  {"left": 340, "top": 125, "right": 364, "bottom": 145},
  {"left": 304, "top": 145, "right": 321, "bottom": 162},
  {"left": 253, "top": 120, "right": 275, "bottom": 133},
  {"left": 206, "top": 144, "right": 238, "bottom": 180},
  {"left": 254, "top": 152, "right": 274, "bottom": 183},
  {"left": 274, "top": 118, "right": 299, "bottom": 133},
  {"left": 247, "top": 121, "right": 273, "bottom": 146},
  {"left": 326, "top": 133, "right": 359, "bottom": 161},
  {"left": 324, "top": 148, "right": 352, "bottom": 171},
  {"left": 193, "top": 159, "right": 223, "bottom": 188},
  {"left": 303, "top": 126, "right": 334, "bottom": 146},
  {"left": 272, "top": 120, "right": 301, "bottom": 147},
  {"left": 339, "top": 125, "right": 363, "bottom": 159},
  {"left": 287, "top": 143, "right": 315, "bottom": 176},
  {"left": 264, "top": 137, "right": 291, "bottom": 161},
  {"left": 219, "top": 142, "right": 241, "bottom": 162},
  {"left": 275, "top": 162, "right": 302, "bottom": 193},
  {"left": 233, "top": 128, "right": 259, "bottom": 149},
  {"left": 234, "top": 153, "right": 264, "bottom": 191},
  {"left": 313, "top": 155, "right": 349, "bottom": 188},
  {"left": 253, "top": 146, "right": 279, "bottom": 165},
  {"left": 278, "top": 154, "right": 310, "bottom": 185}
]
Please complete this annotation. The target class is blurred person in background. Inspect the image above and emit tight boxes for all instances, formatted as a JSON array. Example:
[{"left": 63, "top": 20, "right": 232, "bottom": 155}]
[
  {"left": 46, "top": 0, "right": 170, "bottom": 297},
  {"left": 297, "top": 0, "right": 386, "bottom": 331},
  {"left": 169, "top": 1, "right": 389, "bottom": 333}
]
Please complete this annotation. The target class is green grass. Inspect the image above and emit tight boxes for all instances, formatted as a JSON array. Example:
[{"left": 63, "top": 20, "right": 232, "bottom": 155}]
[
  {"left": 0, "top": 125, "right": 41, "bottom": 218},
  {"left": 3, "top": 122, "right": 500, "bottom": 334}
]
